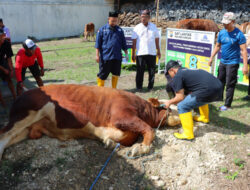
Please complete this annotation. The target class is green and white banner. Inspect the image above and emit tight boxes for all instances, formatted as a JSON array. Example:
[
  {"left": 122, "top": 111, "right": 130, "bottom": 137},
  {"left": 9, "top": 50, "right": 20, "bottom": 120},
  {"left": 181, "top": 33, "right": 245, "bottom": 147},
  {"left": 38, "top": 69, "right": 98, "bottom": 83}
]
[{"left": 165, "top": 28, "right": 216, "bottom": 73}]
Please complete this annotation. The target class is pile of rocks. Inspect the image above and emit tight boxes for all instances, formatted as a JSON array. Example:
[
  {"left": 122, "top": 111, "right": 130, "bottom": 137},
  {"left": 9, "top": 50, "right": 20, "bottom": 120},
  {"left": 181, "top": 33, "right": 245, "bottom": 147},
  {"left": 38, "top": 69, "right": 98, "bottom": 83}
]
[
  {"left": 118, "top": 12, "right": 140, "bottom": 26},
  {"left": 118, "top": 12, "right": 176, "bottom": 32},
  {"left": 119, "top": 0, "right": 249, "bottom": 25}
]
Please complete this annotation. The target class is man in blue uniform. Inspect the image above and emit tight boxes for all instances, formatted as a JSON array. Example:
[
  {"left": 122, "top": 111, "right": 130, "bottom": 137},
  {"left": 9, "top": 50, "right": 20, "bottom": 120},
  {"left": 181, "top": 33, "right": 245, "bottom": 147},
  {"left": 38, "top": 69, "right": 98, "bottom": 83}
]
[
  {"left": 208, "top": 12, "right": 248, "bottom": 111},
  {"left": 164, "top": 60, "right": 223, "bottom": 140},
  {"left": 95, "top": 11, "right": 128, "bottom": 88}
]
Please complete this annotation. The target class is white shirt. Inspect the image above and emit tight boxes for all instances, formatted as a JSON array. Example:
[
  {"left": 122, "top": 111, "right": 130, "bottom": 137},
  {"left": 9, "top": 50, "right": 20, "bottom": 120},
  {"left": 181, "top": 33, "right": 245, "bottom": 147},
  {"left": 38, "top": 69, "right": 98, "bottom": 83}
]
[{"left": 132, "top": 22, "right": 160, "bottom": 56}]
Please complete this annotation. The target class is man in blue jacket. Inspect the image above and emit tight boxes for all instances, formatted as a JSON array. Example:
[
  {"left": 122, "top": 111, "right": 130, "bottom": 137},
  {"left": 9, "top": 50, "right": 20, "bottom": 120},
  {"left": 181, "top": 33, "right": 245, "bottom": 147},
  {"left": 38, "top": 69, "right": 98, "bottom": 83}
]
[{"left": 95, "top": 11, "right": 128, "bottom": 88}]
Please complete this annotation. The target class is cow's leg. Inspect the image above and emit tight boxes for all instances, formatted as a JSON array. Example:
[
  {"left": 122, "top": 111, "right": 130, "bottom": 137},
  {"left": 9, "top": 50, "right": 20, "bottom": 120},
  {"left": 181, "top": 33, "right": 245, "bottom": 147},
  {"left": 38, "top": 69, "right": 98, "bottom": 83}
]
[
  {"left": 0, "top": 102, "right": 56, "bottom": 161},
  {"left": 28, "top": 118, "right": 52, "bottom": 139},
  {"left": 113, "top": 116, "right": 155, "bottom": 156}
]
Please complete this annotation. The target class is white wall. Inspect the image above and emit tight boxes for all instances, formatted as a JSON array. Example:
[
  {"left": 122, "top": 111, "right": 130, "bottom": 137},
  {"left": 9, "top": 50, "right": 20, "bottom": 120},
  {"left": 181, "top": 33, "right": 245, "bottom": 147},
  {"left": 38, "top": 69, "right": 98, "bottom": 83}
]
[{"left": 0, "top": 0, "right": 114, "bottom": 42}]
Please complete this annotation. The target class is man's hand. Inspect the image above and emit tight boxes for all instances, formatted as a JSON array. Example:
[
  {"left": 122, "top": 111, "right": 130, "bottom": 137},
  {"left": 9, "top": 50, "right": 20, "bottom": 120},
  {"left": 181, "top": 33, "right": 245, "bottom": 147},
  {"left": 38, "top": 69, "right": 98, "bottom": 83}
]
[
  {"left": 243, "top": 64, "right": 249, "bottom": 75},
  {"left": 16, "top": 81, "right": 24, "bottom": 96},
  {"left": 157, "top": 50, "right": 161, "bottom": 59},
  {"left": 132, "top": 54, "right": 136, "bottom": 63},
  {"left": 96, "top": 55, "right": 100, "bottom": 63},
  {"left": 40, "top": 68, "right": 44, "bottom": 76},
  {"left": 208, "top": 57, "right": 213, "bottom": 67},
  {"left": 164, "top": 100, "right": 171, "bottom": 108}
]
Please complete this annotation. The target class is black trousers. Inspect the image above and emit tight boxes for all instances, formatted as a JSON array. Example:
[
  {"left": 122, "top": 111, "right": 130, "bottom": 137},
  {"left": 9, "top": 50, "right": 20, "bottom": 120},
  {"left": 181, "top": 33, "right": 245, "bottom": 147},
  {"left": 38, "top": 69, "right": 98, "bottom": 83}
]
[
  {"left": 217, "top": 63, "right": 239, "bottom": 107},
  {"left": 97, "top": 59, "right": 121, "bottom": 80},
  {"left": 21, "top": 61, "right": 41, "bottom": 81},
  {"left": 136, "top": 55, "right": 156, "bottom": 89}
]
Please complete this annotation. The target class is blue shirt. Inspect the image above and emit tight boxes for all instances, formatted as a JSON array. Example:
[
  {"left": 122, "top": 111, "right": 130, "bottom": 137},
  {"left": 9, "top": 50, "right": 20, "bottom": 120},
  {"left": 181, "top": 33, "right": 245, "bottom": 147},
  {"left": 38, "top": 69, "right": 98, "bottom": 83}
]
[
  {"left": 217, "top": 28, "right": 246, "bottom": 64},
  {"left": 95, "top": 24, "right": 128, "bottom": 61}
]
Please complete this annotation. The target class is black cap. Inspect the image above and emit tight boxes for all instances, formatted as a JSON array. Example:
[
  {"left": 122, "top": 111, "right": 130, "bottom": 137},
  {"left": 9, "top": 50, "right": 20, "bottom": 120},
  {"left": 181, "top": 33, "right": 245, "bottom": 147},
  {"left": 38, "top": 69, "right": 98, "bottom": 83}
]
[
  {"left": 109, "top": 11, "right": 118, "bottom": 18},
  {"left": 0, "top": 28, "right": 4, "bottom": 35},
  {"left": 165, "top": 60, "right": 180, "bottom": 75},
  {"left": 0, "top": 18, "right": 2, "bottom": 23},
  {"left": 140, "top": 9, "right": 150, "bottom": 16}
]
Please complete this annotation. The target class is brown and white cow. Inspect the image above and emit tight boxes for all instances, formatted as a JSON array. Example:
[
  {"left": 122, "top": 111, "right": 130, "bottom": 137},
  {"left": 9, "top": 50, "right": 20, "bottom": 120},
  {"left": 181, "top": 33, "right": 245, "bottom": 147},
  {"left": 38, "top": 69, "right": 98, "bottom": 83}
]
[
  {"left": 83, "top": 23, "right": 95, "bottom": 41},
  {"left": 0, "top": 84, "right": 180, "bottom": 160},
  {"left": 176, "top": 19, "right": 220, "bottom": 33},
  {"left": 239, "top": 22, "right": 250, "bottom": 34}
]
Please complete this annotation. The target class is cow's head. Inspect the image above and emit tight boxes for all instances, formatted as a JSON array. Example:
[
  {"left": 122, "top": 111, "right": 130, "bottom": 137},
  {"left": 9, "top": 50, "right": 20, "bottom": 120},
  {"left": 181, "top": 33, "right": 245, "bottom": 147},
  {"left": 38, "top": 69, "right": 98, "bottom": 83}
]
[{"left": 148, "top": 98, "right": 180, "bottom": 127}]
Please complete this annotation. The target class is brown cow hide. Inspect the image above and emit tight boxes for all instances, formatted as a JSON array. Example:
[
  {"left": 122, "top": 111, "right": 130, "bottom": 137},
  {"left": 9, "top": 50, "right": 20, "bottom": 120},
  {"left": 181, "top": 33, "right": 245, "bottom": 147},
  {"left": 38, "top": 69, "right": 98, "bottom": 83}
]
[{"left": 0, "top": 85, "right": 180, "bottom": 160}]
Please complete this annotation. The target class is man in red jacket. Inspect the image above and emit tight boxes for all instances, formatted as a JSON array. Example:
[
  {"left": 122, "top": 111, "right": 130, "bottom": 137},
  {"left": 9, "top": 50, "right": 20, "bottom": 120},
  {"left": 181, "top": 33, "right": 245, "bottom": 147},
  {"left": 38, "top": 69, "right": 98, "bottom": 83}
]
[{"left": 15, "top": 39, "right": 44, "bottom": 95}]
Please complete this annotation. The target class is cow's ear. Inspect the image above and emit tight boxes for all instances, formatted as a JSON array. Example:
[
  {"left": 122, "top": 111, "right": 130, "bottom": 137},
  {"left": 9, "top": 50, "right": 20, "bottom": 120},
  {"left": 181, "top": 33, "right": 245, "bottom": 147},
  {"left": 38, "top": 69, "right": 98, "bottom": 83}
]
[{"left": 148, "top": 98, "right": 160, "bottom": 107}]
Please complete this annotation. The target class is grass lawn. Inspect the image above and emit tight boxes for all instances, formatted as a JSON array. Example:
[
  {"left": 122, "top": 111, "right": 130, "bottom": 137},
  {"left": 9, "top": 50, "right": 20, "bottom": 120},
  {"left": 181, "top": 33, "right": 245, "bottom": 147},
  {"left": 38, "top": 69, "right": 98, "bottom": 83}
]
[{"left": 12, "top": 40, "right": 131, "bottom": 86}]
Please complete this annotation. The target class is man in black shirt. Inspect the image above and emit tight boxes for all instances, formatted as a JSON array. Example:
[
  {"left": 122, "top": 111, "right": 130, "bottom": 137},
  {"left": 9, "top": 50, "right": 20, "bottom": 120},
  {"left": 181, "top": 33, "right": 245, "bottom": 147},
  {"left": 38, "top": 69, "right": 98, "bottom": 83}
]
[
  {"left": 164, "top": 60, "right": 223, "bottom": 140},
  {"left": 0, "top": 28, "right": 16, "bottom": 107}
]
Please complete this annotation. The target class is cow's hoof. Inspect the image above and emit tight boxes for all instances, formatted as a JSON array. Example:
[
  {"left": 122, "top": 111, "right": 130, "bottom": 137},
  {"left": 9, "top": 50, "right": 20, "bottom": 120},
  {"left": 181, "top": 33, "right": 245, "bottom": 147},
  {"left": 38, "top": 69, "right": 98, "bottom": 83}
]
[
  {"left": 103, "top": 138, "right": 116, "bottom": 149},
  {"left": 131, "top": 143, "right": 151, "bottom": 157}
]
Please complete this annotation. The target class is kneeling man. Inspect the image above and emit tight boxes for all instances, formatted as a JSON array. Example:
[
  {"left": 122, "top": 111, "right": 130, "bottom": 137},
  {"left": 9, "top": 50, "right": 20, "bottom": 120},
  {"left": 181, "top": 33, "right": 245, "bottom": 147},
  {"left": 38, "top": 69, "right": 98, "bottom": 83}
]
[
  {"left": 15, "top": 39, "right": 44, "bottom": 95},
  {"left": 164, "top": 60, "right": 223, "bottom": 140}
]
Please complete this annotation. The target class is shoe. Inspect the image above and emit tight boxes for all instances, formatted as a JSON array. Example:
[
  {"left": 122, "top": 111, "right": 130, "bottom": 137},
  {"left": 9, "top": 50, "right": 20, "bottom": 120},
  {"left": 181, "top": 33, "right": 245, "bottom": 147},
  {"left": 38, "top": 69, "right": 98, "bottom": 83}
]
[
  {"left": 112, "top": 75, "right": 118, "bottom": 89},
  {"left": 174, "top": 112, "right": 194, "bottom": 140},
  {"left": 193, "top": 104, "right": 209, "bottom": 123},
  {"left": 147, "top": 88, "right": 153, "bottom": 92},
  {"left": 136, "top": 88, "right": 142, "bottom": 92},
  {"left": 219, "top": 105, "right": 230, "bottom": 111},
  {"left": 97, "top": 77, "right": 105, "bottom": 87},
  {"left": 242, "top": 95, "right": 250, "bottom": 101}
]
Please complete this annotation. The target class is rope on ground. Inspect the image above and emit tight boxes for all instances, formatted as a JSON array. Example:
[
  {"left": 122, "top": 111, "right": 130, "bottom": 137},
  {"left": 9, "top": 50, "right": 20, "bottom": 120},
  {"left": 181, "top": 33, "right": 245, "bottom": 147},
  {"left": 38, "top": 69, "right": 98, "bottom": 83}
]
[{"left": 89, "top": 143, "right": 120, "bottom": 190}]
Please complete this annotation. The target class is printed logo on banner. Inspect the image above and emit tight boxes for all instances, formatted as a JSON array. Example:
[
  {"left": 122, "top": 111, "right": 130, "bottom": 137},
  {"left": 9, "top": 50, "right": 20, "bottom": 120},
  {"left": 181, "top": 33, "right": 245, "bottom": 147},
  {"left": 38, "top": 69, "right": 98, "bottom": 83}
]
[
  {"left": 169, "top": 31, "right": 174, "bottom": 38},
  {"left": 201, "top": 34, "right": 210, "bottom": 42}
]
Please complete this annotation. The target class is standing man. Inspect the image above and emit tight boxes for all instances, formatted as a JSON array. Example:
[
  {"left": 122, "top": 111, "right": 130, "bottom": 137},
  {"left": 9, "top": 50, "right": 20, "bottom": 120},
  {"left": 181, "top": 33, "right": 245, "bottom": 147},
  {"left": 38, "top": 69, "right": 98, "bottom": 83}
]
[
  {"left": 164, "top": 60, "right": 223, "bottom": 140},
  {"left": 242, "top": 31, "right": 250, "bottom": 101},
  {"left": 95, "top": 11, "right": 128, "bottom": 88},
  {"left": 132, "top": 10, "right": 161, "bottom": 91},
  {"left": 15, "top": 39, "right": 44, "bottom": 96},
  {"left": 0, "top": 18, "right": 11, "bottom": 42},
  {"left": 208, "top": 12, "right": 248, "bottom": 111},
  {"left": 0, "top": 28, "right": 16, "bottom": 106}
]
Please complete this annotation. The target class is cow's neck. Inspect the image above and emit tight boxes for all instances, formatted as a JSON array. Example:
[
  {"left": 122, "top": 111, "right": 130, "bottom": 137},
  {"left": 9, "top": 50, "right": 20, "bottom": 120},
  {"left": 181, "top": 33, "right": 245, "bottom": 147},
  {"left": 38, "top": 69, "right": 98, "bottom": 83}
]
[{"left": 141, "top": 103, "right": 162, "bottom": 128}]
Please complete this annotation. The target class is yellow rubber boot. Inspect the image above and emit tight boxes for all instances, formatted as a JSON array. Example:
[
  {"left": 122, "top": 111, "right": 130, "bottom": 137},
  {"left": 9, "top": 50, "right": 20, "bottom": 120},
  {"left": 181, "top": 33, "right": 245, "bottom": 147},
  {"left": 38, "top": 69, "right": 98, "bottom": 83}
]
[
  {"left": 174, "top": 112, "right": 194, "bottom": 140},
  {"left": 193, "top": 104, "right": 209, "bottom": 123},
  {"left": 112, "top": 75, "right": 119, "bottom": 89},
  {"left": 97, "top": 77, "right": 105, "bottom": 87}
]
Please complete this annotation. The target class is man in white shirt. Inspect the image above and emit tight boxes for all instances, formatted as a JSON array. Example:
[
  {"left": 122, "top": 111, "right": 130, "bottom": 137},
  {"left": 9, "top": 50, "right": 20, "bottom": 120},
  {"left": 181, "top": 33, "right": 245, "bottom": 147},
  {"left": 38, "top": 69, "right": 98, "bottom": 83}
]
[{"left": 132, "top": 10, "right": 161, "bottom": 91}]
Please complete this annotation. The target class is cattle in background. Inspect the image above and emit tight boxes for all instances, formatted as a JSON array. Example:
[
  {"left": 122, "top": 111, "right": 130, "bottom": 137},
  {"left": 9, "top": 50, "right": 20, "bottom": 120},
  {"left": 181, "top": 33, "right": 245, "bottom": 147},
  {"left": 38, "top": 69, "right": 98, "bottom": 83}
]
[
  {"left": 239, "top": 22, "right": 250, "bottom": 34},
  {"left": 176, "top": 19, "right": 220, "bottom": 33},
  {"left": 0, "top": 84, "right": 180, "bottom": 160},
  {"left": 83, "top": 23, "right": 95, "bottom": 41}
]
